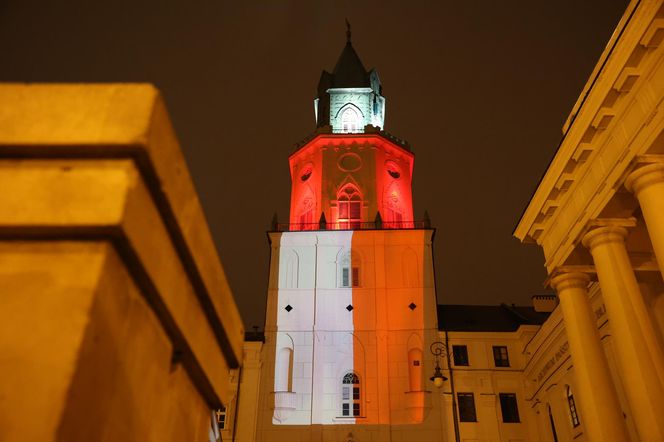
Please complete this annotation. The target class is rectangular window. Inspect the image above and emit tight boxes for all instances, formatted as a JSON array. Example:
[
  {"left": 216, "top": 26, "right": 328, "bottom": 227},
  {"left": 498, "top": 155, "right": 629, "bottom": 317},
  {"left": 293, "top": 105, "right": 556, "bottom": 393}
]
[
  {"left": 352, "top": 267, "right": 360, "bottom": 287},
  {"left": 342, "top": 268, "right": 350, "bottom": 287},
  {"left": 353, "top": 403, "right": 360, "bottom": 416},
  {"left": 452, "top": 345, "right": 469, "bottom": 366},
  {"left": 457, "top": 393, "right": 477, "bottom": 422},
  {"left": 342, "top": 403, "right": 350, "bottom": 416},
  {"left": 493, "top": 346, "right": 510, "bottom": 367},
  {"left": 339, "top": 201, "right": 349, "bottom": 219},
  {"left": 499, "top": 393, "right": 520, "bottom": 423},
  {"left": 353, "top": 387, "right": 360, "bottom": 400},
  {"left": 342, "top": 386, "right": 350, "bottom": 401},
  {"left": 349, "top": 201, "right": 361, "bottom": 219},
  {"left": 568, "top": 393, "right": 580, "bottom": 427},
  {"left": 215, "top": 406, "right": 227, "bottom": 430}
]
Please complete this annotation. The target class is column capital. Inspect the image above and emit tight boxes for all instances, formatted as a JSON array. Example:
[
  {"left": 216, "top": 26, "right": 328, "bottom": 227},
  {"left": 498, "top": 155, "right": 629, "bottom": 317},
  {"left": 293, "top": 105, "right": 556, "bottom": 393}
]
[
  {"left": 582, "top": 225, "right": 629, "bottom": 250},
  {"left": 550, "top": 272, "right": 590, "bottom": 292},
  {"left": 625, "top": 163, "right": 664, "bottom": 195}
]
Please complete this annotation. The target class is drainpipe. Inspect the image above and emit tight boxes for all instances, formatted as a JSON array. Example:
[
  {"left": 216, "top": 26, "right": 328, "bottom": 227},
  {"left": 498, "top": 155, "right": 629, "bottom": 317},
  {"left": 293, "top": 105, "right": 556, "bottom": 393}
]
[{"left": 444, "top": 330, "right": 461, "bottom": 442}]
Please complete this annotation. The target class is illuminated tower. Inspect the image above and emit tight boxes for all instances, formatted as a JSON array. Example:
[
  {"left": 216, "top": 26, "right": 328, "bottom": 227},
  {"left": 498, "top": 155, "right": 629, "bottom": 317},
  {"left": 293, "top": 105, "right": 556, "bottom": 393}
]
[{"left": 258, "top": 28, "right": 440, "bottom": 440}]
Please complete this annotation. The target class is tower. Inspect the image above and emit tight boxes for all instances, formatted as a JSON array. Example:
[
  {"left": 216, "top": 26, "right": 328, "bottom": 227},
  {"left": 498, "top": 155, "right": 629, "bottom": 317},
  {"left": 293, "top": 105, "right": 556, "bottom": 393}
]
[{"left": 257, "top": 30, "right": 441, "bottom": 440}]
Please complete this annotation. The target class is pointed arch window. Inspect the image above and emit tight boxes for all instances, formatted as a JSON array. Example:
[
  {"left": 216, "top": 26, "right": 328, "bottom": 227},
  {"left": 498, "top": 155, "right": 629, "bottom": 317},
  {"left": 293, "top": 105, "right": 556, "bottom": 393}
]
[
  {"left": 341, "top": 106, "right": 361, "bottom": 133},
  {"left": 338, "top": 185, "right": 362, "bottom": 229},
  {"left": 341, "top": 372, "right": 361, "bottom": 417}
]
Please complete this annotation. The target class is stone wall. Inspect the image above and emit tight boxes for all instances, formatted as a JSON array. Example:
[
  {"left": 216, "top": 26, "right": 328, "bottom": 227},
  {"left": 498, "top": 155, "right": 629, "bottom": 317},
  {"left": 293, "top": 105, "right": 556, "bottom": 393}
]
[{"left": 0, "top": 84, "right": 244, "bottom": 442}]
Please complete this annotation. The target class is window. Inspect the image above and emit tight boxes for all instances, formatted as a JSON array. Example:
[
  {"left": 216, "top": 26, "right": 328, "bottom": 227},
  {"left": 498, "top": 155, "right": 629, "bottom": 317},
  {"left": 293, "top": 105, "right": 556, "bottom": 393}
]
[
  {"left": 342, "top": 372, "right": 361, "bottom": 417},
  {"left": 567, "top": 386, "right": 580, "bottom": 428},
  {"left": 493, "top": 346, "right": 510, "bottom": 367},
  {"left": 452, "top": 345, "right": 469, "bottom": 366},
  {"left": 339, "top": 250, "right": 360, "bottom": 288},
  {"left": 341, "top": 107, "right": 361, "bottom": 133},
  {"left": 215, "top": 406, "right": 227, "bottom": 430},
  {"left": 338, "top": 185, "right": 362, "bottom": 229},
  {"left": 275, "top": 347, "right": 294, "bottom": 392},
  {"left": 457, "top": 393, "right": 477, "bottom": 422},
  {"left": 341, "top": 266, "right": 360, "bottom": 287},
  {"left": 499, "top": 393, "right": 520, "bottom": 423}
]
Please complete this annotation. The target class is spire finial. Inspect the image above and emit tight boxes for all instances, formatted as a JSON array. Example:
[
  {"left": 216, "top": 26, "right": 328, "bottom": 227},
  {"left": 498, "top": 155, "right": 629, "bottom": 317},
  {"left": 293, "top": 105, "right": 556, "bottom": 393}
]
[{"left": 345, "top": 19, "right": 351, "bottom": 43}]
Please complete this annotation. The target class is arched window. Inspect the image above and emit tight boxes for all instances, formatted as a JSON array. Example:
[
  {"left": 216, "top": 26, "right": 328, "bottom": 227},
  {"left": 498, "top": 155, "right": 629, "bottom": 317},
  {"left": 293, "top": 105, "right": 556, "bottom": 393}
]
[
  {"left": 275, "top": 347, "right": 293, "bottom": 392},
  {"left": 338, "top": 185, "right": 362, "bottom": 229},
  {"left": 283, "top": 250, "right": 298, "bottom": 289},
  {"left": 566, "top": 385, "right": 580, "bottom": 428},
  {"left": 341, "top": 107, "right": 360, "bottom": 133},
  {"left": 341, "top": 372, "right": 361, "bottom": 417}
]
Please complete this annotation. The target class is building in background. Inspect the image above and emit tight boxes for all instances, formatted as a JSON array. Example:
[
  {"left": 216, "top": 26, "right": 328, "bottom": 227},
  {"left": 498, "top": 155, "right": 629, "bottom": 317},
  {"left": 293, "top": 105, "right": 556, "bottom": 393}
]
[
  {"left": 515, "top": 1, "right": 664, "bottom": 440},
  {"left": 221, "top": 1, "right": 664, "bottom": 441}
]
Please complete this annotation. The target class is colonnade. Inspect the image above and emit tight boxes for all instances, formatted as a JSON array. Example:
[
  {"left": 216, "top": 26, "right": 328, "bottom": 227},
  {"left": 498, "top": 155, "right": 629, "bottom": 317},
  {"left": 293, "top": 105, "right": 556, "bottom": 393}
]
[{"left": 551, "top": 163, "right": 664, "bottom": 442}]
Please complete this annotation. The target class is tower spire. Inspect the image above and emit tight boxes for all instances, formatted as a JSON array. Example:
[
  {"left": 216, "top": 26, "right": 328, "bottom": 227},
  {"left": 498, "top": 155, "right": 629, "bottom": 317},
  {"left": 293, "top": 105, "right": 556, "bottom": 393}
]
[{"left": 345, "top": 19, "right": 351, "bottom": 43}]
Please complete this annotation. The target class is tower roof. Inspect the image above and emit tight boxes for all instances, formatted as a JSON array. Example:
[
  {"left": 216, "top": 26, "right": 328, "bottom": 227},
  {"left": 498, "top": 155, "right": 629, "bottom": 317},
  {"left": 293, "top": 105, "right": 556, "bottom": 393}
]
[{"left": 331, "top": 41, "right": 370, "bottom": 88}]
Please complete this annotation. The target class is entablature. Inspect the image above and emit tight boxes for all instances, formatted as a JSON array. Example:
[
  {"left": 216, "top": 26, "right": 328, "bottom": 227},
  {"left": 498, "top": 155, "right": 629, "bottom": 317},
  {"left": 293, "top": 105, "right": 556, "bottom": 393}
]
[{"left": 515, "top": 3, "right": 664, "bottom": 272}]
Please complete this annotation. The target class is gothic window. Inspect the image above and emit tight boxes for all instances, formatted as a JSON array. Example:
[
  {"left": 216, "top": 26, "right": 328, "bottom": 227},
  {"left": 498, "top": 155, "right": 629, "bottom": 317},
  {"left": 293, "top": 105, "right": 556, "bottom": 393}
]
[
  {"left": 384, "top": 182, "right": 404, "bottom": 228},
  {"left": 457, "top": 393, "right": 477, "bottom": 422},
  {"left": 342, "top": 372, "right": 361, "bottom": 417},
  {"left": 566, "top": 385, "right": 580, "bottom": 428},
  {"left": 338, "top": 185, "right": 362, "bottom": 229},
  {"left": 299, "top": 195, "right": 314, "bottom": 231},
  {"left": 341, "top": 106, "right": 360, "bottom": 133},
  {"left": 493, "top": 345, "right": 510, "bottom": 367},
  {"left": 499, "top": 393, "right": 520, "bottom": 423}
]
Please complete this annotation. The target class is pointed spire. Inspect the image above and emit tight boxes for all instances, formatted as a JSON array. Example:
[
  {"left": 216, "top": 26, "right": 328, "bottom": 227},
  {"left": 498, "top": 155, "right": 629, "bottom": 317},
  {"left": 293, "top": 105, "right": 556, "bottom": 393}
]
[
  {"left": 374, "top": 211, "right": 383, "bottom": 229},
  {"left": 332, "top": 23, "right": 369, "bottom": 88},
  {"left": 423, "top": 210, "right": 431, "bottom": 228}
]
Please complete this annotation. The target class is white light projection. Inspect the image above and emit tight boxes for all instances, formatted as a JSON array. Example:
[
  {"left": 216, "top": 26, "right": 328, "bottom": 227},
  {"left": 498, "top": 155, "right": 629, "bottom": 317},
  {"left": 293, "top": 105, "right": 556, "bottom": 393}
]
[{"left": 272, "top": 230, "right": 357, "bottom": 425}]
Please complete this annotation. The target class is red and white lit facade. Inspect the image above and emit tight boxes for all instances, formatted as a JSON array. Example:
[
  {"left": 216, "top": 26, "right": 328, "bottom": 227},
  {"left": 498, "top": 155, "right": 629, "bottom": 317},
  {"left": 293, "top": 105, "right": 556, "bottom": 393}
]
[{"left": 258, "top": 34, "right": 441, "bottom": 437}]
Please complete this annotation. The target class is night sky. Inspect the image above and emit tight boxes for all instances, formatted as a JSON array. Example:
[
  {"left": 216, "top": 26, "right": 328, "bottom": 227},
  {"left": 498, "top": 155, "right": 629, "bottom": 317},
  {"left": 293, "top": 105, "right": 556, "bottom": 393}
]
[{"left": 2, "top": 1, "right": 628, "bottom": 329}]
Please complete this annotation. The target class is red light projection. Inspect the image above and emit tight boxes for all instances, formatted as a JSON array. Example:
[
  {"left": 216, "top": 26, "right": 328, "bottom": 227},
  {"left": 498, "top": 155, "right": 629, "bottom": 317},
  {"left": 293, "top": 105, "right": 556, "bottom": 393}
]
[{"left": 288, "top": 133, "right": 414, "bottom": 231}]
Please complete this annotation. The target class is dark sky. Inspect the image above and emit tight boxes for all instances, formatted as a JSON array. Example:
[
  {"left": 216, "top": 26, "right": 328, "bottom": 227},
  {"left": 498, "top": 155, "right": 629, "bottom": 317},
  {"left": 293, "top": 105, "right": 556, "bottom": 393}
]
[{"left": 1, "top": 1, "right": 628, "bottom": 329}]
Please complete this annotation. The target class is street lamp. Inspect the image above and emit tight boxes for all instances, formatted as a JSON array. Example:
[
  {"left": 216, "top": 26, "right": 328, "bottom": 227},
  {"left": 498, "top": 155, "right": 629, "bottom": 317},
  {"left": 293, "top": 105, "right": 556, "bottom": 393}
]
[{"left": 429, "top": 341, "right": 448, "bottom": 388}]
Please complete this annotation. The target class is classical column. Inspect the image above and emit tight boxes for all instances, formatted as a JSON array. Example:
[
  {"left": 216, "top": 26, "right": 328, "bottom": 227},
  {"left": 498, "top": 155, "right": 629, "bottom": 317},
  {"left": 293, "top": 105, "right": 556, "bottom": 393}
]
[
  {"left": 550, "top": 272, "right": 629, "bottom": 442},
  {"left": 583, "top": 226, "right": 664, "bottom": 441},
  {"left": 626, "top": 163, "right": 664, "bottom": 279}
]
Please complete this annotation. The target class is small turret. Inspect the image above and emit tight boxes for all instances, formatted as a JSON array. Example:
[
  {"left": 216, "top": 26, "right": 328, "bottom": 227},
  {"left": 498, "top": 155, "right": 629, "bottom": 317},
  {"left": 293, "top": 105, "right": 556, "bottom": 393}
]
[{"left": 314, "top": 23, "right": 385, "bottom": 131}]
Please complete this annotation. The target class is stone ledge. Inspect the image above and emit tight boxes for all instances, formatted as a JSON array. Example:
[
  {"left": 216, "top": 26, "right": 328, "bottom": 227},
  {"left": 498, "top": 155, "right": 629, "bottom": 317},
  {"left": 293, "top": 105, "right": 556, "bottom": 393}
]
[{"left": 0, "top": 83, "right": 243, "bottom": 367}]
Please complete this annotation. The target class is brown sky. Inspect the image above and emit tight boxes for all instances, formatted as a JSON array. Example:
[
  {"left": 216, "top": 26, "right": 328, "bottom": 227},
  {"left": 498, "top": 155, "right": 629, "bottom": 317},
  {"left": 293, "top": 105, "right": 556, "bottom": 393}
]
[{"left": 1, "top": 0, "right": 628, "bottom": 328}]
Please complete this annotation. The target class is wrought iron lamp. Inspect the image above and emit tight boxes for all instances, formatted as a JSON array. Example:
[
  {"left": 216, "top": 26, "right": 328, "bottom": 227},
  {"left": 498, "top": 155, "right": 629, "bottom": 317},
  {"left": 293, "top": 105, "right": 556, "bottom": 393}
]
[{"left": 429, "top": 341, "right": 448, "bottom": 388}]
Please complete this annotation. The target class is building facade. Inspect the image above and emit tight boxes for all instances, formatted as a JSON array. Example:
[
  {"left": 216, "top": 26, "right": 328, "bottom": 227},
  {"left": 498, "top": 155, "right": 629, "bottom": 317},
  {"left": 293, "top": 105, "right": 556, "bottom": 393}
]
[{"left": 219, "top": 2, "right": 664, "bottom": 441}]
